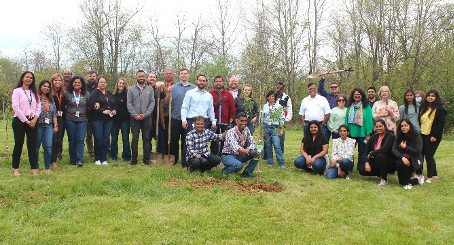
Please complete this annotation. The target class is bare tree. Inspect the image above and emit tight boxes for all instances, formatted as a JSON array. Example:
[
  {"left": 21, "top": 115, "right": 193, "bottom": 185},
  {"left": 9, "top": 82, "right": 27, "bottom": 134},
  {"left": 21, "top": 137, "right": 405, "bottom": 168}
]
[{"left": 42, "top": 21, "right": 65, "bottom": 71}]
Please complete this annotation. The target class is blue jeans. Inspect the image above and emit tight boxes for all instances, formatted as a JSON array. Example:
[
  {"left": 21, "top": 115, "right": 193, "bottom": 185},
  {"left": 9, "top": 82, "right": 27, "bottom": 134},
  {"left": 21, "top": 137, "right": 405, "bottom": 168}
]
[
  {"left": 326, "top": 159, "right": 354, "bottom": 179},
  {"left": 264, "top": 125, "right": 284, "bottom": 166},
  {"left": 65, "top": 120, "right": 87, "bottom": 164},
  {"left": 36, "top": 125, "right": 53, "bottom": 169},
  {"left": 352, "top": 137, "right": 366, "bottom": 170},
  {"left": 294, "top": 155, "right": 326, "bottom": 175},
  {"left": 188, "top": 153, "right": 221, "bottom": 173},
  {"left": 90, "top": 119, "right": 114, "bottom": 162},
  {"left": 110, "top": 119, "right": 131, "bottom": 161},
  {"left": 221, "top": 153, "right": 258, "bottom": 175}
]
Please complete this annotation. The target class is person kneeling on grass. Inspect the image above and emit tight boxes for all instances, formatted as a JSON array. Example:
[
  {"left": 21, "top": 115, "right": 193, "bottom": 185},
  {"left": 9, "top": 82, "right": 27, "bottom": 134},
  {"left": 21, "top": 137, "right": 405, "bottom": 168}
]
[
  {"left": 221, "top": 112, "right": 259, "bottom": 178},
  {"left": 186, "top": 116, "right": 226, "bottom": 173},
  {"left": 327, "top": 125, "right": 356, "bottom": 180}
]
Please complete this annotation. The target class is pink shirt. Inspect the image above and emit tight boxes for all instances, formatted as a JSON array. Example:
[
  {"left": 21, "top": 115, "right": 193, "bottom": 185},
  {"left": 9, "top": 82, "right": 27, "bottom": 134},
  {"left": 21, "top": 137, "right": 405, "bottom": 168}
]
[
  {"left": 12, "top": 87, "right": 41, "bottom": 123},
  {"left": 374, "top": 135, "right": 385, "bottom": 151}
]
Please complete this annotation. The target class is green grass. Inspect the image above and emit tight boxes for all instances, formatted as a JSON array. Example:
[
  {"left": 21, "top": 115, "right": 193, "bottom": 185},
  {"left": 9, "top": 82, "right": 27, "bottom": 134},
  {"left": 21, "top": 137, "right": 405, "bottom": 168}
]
[{"left": 0, "top": 120, "right": 453, "bottom": 244}]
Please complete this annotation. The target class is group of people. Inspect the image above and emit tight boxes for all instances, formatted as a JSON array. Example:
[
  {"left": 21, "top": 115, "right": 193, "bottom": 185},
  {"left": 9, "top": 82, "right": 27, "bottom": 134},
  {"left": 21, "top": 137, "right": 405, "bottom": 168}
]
[{"left": 11, "top": 69, "right": 446, "bottom": 188}]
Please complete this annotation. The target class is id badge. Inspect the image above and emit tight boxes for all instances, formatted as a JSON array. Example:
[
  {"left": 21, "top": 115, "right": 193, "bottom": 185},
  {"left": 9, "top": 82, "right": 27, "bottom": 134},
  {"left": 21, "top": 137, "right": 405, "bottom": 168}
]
[
  {"left": 75, "top": 111, "right": 80, "bottom": 117},
  {"left": 45, "top": 118, "right": 50, "bottom": 124},
  {"left": 57, "top": 111, "right": 63, "bottom": 117}
]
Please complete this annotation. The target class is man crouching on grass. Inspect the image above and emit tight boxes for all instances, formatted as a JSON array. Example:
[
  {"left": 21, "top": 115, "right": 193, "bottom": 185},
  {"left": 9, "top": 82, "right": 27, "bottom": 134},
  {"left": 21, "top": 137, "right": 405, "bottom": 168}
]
[
  {"left": 221, "top": 112, "right": 259, "bottom": 178},
  {"left": 185, "top": 115, "right": 226, "bottom": 173}
]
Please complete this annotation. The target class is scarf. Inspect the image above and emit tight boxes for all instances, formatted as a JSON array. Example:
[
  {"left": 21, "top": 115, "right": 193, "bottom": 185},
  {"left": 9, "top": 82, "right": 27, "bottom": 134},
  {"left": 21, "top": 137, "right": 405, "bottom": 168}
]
[{"left": 348, "top": 101, "right": 363, "bottom": 126}]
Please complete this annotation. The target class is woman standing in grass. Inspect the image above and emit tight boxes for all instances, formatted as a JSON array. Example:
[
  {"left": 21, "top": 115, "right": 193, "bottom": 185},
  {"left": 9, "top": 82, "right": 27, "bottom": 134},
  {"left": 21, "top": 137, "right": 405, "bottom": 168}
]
[
  {"left": 11, "top": 71, "right": 41, "bottom": 176},
  {"left": 35, "top": 80, "right": 58, "bottom": 172},
  {"left": 294, "top": 120, "right": 329, "bottom": 175},
  {"left": 399, "top": 89, "right": 420, "bottom": 132},
  {"left": 327, "top": 125, "right": 356, "bottom": 179},
  {"left": 393, "top": 119, "right": 424, "bottom": 189},
  {"left": 359, "top": 119, "right": 396, "bottom": 186},
  {"left": 419, "top": 89, "right": 446, "bottom": 183},
  {"left": 64, "top": 76, "right": 90, "bottom": 167},
  {"left": 372, "top": 86, "right": 400, "bottom": 132},
  {"left": 87, "top": 76, "right": 116, "bottom": 166},
  {"left": 110, "top": 78, "right": 131, "bottom": 161},
  {"left": 50, "top": 73, "right": 65, "bottom": 167},
  {"left": 327, "top": 94, "right": 348, "bottom": 139},
  {"left": 235, "top": 84, "right": 258, "bottom": 134},
  {"left": 262, "top": 90, "right": 285, "bottom": 167}
]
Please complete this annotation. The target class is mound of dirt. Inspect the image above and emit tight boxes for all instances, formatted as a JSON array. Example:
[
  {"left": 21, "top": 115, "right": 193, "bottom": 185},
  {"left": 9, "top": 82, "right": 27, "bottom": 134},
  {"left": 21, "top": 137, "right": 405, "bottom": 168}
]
[{"left": 164, "top": 177, "right": 284, "bottom": 194}]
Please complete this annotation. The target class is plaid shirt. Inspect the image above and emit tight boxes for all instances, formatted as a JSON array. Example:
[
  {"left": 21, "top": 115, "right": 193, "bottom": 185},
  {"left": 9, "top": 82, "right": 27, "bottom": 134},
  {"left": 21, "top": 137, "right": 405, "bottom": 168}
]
[
  {"left": 222, "top": 126, "right": 256, "bottom": 155},
  {"left": 185, "top": 129, "right": 224, "bottom": 161}
]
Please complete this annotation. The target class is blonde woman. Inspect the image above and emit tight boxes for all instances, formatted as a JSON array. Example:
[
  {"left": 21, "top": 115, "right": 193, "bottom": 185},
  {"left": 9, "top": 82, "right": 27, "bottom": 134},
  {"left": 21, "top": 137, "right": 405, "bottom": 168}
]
[
  {"left": 110, "top": 78, "right": 131, "bottom": 161},
  {"left": 372, "top": 86, "right": 400, "bottom": 132}
]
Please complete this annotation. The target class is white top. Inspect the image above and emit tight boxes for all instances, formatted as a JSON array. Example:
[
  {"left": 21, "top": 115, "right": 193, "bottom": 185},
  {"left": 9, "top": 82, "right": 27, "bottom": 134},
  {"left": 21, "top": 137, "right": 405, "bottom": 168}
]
[
  {"left": 331, "top": 137, "right": 356, "bottom": 162},
  {"left": 277, "top": 92, "right": 293, "bottom": 122},
  {"left": 298, "top": 94, "right": 331, "bottom": 122}
]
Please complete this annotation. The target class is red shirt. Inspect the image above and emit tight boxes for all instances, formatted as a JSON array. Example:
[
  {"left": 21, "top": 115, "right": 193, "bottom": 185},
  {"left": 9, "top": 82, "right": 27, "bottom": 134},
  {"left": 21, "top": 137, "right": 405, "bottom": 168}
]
[{"left": 209, "top": 88, "right": 236, "bottom": 124}]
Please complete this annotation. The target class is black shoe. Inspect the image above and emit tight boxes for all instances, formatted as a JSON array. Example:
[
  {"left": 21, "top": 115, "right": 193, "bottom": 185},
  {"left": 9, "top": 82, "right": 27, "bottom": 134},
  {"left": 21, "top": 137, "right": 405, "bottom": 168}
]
[
  {"left": 58, "top": 154, "right": 63, "bottom": 159},
  {"left": 130, "top": 161, "right": 137, "bottom": 166},
  {"left": 76, "top": 163, "right": 83, "bottom": 168},
  {"left": 240, "top": 172, "right": 252, "bottom": 178}
]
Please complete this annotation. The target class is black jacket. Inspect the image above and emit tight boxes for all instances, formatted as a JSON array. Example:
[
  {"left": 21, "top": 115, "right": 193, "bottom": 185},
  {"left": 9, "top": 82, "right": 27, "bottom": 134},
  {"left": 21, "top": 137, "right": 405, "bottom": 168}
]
[
  {"left": 422, "top": 108, "right": 447, "bottom": 142},
  {"left": 365, "top": 130, "right": 396, "bottom": 162},
  {"left": 392, "top": 134, "right": 423, "bottom": 169},
  {"left": 87, "top": 89, "right": 117, "bottom": 121},
  {"left": 112, "top": 91, "right": 129, "bottom": 122}
]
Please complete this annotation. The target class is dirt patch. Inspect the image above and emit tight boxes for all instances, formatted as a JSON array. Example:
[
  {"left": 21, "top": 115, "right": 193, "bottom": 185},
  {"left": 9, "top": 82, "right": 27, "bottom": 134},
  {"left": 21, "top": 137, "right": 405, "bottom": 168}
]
[{"left": 164, "top": 177, "right": 284, "bottom": 194}]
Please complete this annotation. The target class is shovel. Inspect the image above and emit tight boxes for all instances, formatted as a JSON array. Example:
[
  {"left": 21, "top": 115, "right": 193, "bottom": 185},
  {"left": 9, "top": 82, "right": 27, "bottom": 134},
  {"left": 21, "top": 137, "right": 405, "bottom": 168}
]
[
  {"left": 163, "top": 94, "right": 175, "bottom": 165},
  {"left": 151, "top": 89, "right": 163, "bottom": 164}
]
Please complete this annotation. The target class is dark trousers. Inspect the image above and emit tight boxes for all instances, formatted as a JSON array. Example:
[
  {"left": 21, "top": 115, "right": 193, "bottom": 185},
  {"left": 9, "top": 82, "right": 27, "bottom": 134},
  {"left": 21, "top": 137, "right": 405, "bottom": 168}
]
[
  {"left": 51, "top": 116, "right": 64, "bottom": 163},
  {"left": 422, "top": 134, "right": 439, "bottom": 178},
  {"left": 150, "top": 118, "right": 166, "bottom": 154},
  {"left": 397, "top": 160, "right": 420, "bottom": 186},
  {"left": 130, "top": 117, "right": 151, "bottom": 164},
  {"left": 86, "top": 121, "right": 94, "bottom": 156},
  {"left": 210, "top": 124, "right": 227, "bottom": 156},
  {"left": 12, "top": 117, "right": 38, "bottom": 169},
  {"left": 358, "top": 153, "right": 396, "bottom": 181},
  {"left": 188, "top": 153, "right": 221, "bottom": 173},
  {"left": 170, "top": 118, "right": 186, "bottom": 166}
]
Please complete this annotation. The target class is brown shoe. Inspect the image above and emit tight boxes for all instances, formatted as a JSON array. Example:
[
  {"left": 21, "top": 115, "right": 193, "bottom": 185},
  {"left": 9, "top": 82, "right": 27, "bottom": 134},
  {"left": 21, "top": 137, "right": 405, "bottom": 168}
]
[
  {"left": 50, "top": 162, "right": 57, "bottom": 167},
  {"left": 13, "top": 169, "right": 20, "bottom": 176}
]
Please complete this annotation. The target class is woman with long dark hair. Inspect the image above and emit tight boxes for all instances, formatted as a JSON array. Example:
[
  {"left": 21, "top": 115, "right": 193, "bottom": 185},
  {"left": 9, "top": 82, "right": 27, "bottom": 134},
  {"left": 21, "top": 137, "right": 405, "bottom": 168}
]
[
  {"left": 64, "top": 76, "right": 90, "bottom": 167},
  {"left": 50, "top": 73, "right": 65, "bottom": 167},
  {"left": 345, "top": 88, "right": 374, "bottom": 172},
  {"left": 110, "top": 77, "right": 131, "bottom": 161},
  {"left": 392, "top": 119, "right": 424, "bottom": 189},
  {"left": 294, "top": 120, "right": 329, "bottom": 175},
  {"left": 399, "top": 89, "right": 420, "bottom": 132},
  {"left": 359, "top": 119, "right": 396, "bottom": 186},
  {"left": 419, "top": 89, "right": 447, "bottom": 183},
  {"left": 11, "top": 71, "right": 41, "bottom": 176},
  {"left": 35, "top": 80, "right": 58, "bottom": 172}
]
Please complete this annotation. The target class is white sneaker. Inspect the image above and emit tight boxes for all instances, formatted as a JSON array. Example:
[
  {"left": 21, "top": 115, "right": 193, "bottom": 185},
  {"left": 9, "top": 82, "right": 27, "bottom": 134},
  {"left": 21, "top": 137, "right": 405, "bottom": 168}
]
[
  {"left": 403, "top": 184, "right": 413, "bottom": 190},
  {"left": 95, "top": 160, "right": 102, "bottom": 165},
  {"left": 418, "top": 175, "right": 424, "bottom": 185},
  {"left": 102, "top": 161, "right": 108, "bottom": 165}
]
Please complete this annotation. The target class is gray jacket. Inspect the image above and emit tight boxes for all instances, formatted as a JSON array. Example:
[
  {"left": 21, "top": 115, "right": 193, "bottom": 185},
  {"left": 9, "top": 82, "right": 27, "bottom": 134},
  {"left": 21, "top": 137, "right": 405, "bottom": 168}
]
[{"left": 127, "top": 84, "right": 155, "bottom": 119}]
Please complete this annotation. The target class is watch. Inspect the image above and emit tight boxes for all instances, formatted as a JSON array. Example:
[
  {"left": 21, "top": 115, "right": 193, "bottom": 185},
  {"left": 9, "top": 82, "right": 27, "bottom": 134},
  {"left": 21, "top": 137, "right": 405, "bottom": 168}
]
[{"left": 335, "top": 163, "right": 340, "bottom": 168}]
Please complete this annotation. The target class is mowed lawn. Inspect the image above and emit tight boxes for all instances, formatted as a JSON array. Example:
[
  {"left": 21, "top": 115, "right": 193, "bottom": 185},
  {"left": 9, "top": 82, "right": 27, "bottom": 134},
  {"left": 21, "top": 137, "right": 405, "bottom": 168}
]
[{"left": 0, "top": 121, "right": 453, "bottom": 244}]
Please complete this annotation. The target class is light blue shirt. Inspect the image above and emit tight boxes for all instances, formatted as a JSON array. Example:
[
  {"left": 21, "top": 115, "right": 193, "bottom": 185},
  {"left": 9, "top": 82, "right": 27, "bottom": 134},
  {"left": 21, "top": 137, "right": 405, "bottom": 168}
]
[
  {"left": 171, "top": 81, "right": 196, "bottom": 120},
  {"left": 262, "top": 103, "right": 285, "bottom": 126},
  {"left": 181, "top": 88, "right": 216, "bottom": 125}
]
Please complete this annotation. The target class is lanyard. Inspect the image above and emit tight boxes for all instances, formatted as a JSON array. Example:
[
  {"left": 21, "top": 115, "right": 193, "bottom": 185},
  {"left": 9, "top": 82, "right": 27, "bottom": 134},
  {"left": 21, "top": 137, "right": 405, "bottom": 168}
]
[
  {"left": 235, "top": 126, "right": 246, "bottom": 147},
  {"left": 98, "top": 88, "right": 109, "bottom": 103},
  {"left": 73, "top": 90, "right": 81, "bottom": 107},
  {"left": 56, "top": 92, "right": 62, "bottom": 107},
  {"left": 22, "top": 87, "right": 32, "bottom": 105},
  {"left": 41, "top": 96, "right": 49, "bottom": 112}
]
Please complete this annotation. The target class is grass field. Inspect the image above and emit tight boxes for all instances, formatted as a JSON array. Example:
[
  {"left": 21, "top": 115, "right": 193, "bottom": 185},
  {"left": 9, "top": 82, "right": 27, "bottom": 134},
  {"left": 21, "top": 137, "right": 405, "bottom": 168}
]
[{"left": 0, "top": 120, "right": 453, "bottom": 244}]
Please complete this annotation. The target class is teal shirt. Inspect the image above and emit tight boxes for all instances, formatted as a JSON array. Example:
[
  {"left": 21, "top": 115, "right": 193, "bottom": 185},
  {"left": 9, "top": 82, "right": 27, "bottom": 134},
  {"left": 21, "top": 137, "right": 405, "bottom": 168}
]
[{"left": 345, "top": 105, "right": 373, "bottom": 137}]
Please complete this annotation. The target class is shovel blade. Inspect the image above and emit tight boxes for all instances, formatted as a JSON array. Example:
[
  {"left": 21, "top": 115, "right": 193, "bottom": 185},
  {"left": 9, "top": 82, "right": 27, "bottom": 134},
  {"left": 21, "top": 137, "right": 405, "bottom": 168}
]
[{"left": 163, "top": 155, "right": 175, "bottom": 166}]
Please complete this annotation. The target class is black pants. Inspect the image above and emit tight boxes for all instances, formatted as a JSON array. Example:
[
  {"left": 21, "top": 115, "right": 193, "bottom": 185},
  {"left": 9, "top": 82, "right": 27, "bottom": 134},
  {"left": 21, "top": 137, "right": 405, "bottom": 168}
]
[
  {"left": 422, "top": 134, "right": 439, "bottom": 178},
  {"left": 358, "top": 153, "right": 395, "bottom": 181},
  {"left": 170, "top": 118, "right": 186, "bottom": 166},
  {"left": 396, "top": 160, "right": 419, "bottom": 186},
  {"left": 51, "top": 116, "right": 64, "bottom": 163},
  {"left": 188, "top": 153, "right": 221, "bottom": 173},
  {"left": 130, "top": 117, "right": 151, "bottom": 164},
  {"left": 210, "top": 124, "right": 227, "bottom": 156},
  {"left": 12, "top": 117, "right": 38, "bottom": 169}
]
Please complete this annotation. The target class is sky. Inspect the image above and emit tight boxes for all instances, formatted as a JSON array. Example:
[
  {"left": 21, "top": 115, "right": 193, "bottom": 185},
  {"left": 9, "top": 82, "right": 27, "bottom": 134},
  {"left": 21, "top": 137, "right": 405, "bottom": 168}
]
[{"left": 0, "top": 0, "right": 214, "bottom": 58}]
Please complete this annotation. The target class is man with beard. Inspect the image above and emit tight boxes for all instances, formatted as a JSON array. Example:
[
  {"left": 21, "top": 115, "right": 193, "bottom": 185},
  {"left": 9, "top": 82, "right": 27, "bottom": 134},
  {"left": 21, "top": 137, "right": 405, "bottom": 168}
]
[
  {"left": 165, "top": 68, "right": 196, "bottom": 169},
  {"left": 367, "top": 87, "right": 377, "bottom": 108},
  {"left": 63, "top": 69, "right": 72, "bottom": 91},
  {"left": 209, "top": 75, "right": 235, "bottom": 156},
  {"left": 226, "top": 76, "right": 241, "bottom": 99},
  {"left": 85, "top": 70, "right": 97, "bottom": 157},
  {"left": 127, "top": 70, "right": 155, "bottom": 165}
]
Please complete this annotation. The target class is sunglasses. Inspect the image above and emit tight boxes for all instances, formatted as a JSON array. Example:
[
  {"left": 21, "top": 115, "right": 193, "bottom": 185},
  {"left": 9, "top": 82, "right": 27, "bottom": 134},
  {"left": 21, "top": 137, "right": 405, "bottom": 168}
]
[
  {"left": 330, "top": 86, "right": 338, "bottom": 89},
  {"left": 308, "top": 87, "right": 316, "bottom": 91},
  {"left": 337, "top": 99, "right": 346, "bottom": 102}
]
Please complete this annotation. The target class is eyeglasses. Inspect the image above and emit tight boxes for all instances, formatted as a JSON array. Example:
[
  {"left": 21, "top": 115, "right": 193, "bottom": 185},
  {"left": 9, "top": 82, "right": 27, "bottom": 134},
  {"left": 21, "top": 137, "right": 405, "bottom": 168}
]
[
  {"left": 330, "top": 86, "right": 338, "bottom": 89},
  {"left": 308, "top": 87, "right": 316, "bottom": 91},
  {"left": 337, "top": 99, "right": 346, "bottom": 102}
]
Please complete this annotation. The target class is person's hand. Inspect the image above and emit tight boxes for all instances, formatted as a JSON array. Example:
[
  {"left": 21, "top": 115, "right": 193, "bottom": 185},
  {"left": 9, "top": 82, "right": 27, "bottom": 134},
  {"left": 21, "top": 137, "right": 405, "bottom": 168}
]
[
  {"left": 365, "top": 134, "right": 371, "bottom": 142},
  {"left": 365, "top": 162, "right": 371, "bottom": 172},
  {"left": 430, "top": 136, "right": 436, "bottom": 142},
  {"left": 321, "top": 72, "right": 329, "bottom": 78},
  {"left": 330, "top": 161, "right": 337, "bottom": 168},
  {"left": 367, "top": 153, "right": 371, "bottom": 160},
  {"left": 111, "top": 110, "right": 116, "bottom": 115},
  {"left": 136, "top": 114, "right": 144, "bottom": 120},
  {"left": 182, "top": 121, "right": 188, "bottom": 129},
  {"left": 216, "top": 99, "right": 223, "bottom": 106},
  {"left": 338, "top": 167, "right": 344, "bottom": 177},
  {"left": 53, "top": 126, "right": 58, "bottom": 133},
  {"left": 400, "top": 141, "right": 407, "bottom": 149},
  {"left": 94, "top": 103, "right": 100, "bottom": 110},
  {"left": 402, "top": 157, "right": 410, "bottom": 166},
  {"left": 167, "top": 86, "right": 173, "bottom": 93},
  {"left": 199, "top": 156, "right": 209, "bottom": 165},
  {"left": 279, "top": 129, "right": 284, "bottom": 136},
  {"left": 102, "top": 110, "right": 111, "bottom": 115},
  {"left": 251, "top": 117, "right": 257, "bottom": 123},
  {"left": 305, "top": 157, "right": 312, "bottom": 166},
  {"left": 333, "top": 130, "right": 338, "bottom": 134}
]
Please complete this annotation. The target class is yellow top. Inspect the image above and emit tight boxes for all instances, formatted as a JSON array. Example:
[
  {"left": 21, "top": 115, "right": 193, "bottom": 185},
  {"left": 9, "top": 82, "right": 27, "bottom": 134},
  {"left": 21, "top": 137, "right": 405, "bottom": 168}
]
[{"left": 420, "top": 109, "right": 436, "bottom": 135}]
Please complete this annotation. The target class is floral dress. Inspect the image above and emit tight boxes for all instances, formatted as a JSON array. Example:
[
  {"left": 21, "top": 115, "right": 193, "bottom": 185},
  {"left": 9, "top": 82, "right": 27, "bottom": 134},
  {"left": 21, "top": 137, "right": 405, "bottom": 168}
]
[{"left": 372, "top": 100, "right": 400, "bottom": 132}]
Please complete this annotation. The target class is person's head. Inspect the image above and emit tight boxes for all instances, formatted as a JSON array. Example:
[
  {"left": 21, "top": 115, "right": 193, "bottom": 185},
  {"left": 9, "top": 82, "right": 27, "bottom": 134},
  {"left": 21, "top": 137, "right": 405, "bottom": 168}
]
[
  {"left": 307, "top": 83, "right": 317, "bottom": 97},
  {"left": 276, "top": 82, "right": 284, "bottom": 95},
  {"left": 196, "top": 74, "right": 207, "bottom": 90},
  {"left": 242, "top": 84, "right": 253, "bottom": 99},
  {"left": 367, "top": 87, "right": 376, "bottom": 101},
  {"left": 179, "top": 68, "right": 189, "bottom": 82},
  {"left": 403, "top": 89, "right": 417, "bottom": 115},
  {"left": 136, "top": 70, "right": 146, "bottom": 84},
  {"left": 330, "top": 81, "right": 339, "bottom": 95},
  {"left": 38, "top": 80, "right": 53, "bottom": 102},
  {"left": 86, "top": 71, "right": 97, "bottom": 85},
  {"left": 229, "top": 76, "right": 239, "bottom": 90},
  {"left": 194, "top": 115, "right": 206, "bottom": 133},
  {"left": 303, "top": 120, "right": 324, "bottom": 148},
  {"left": 235, "top": 112, "right": 248, "bottom": 131},
  {"left": 347, "top": 88, "right": 367, "bottom": 106},
  {"left": 337, "top": 124, "right": 350, "bottom": 139},
  {"left": 115, "top": 77, "right": 129, "bottom": 93},
  {"left": 67, "top": 76, "right": 87, "bottom": 94},
  {"left": 415, "top": 91, "right": 425, "bottom": 104},
  {"left": 97, "top": 76, "right": 108, "bottom": 90},
  {"left": 16, "top": 71, "right": 38, "bottom": 101},
  {"left": 374, "top": 119, "right": 388, "bottom": 135},
  {"left": 147, "top": 72, "right": 157, "bottom": 87},
  {"left": 396, "top": 118, "right": 418, "bottom": 143},
  {"left": 335, "top": 94, "right": 347, "bottom": 108},
  {"left": 308, "top": 120, "right": 321, "bottom": 136},
  {"left": 63, "top": 69, "right": 72, "bottom": 82},
  {"left": 419, "top": 89, "right": 444, "bottom": 119},
  {"left": 51, "top": 73, "right": 63, "bottom": 93},
  {"left": 214, "top": 75, "right": 224, "bottom": 90},
  {"left": 379, "top": 85, "right": 391, "bottom": 99},
  {"left": 266, "top": 90, "right": 276, "bottom": 103},
  {"left": 164, "top": 68, "right": 174, "bottom": 82}
]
